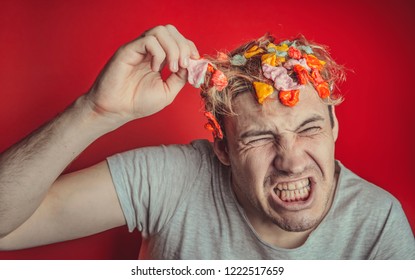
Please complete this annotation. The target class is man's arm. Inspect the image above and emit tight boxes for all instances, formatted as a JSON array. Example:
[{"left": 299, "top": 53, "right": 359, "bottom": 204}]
[{"left": 0, "top": 25, "right": 199, "bottom": 249}]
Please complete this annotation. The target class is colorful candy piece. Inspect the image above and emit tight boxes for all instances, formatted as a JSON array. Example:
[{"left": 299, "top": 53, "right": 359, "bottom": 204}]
[
  {"left": 279, "top": 90, "right": 300, "bottom": 107},
  {"left": 262, "top": 64, "right": 300, "bottom": 91},
  {"left": 267, "top": 43, "right": 289, "bottom": 52},
  {"left": 311, "top": 68, "right": 324, "bottom": 85},
  {"left": 284, "top": 58, "right": 311, "bottom": 71},
  {"left": 204, "top": 111, "right": 223, "bottom": 139},
  {"left": 187, "top": 59, "right": 209, "bottom": 88},
  {"left": 210, "top": 69, "right": 228, "bottom": 91},
  {"left": 261, "top": 53, "right": 278, "bottom": 66},
  {"left": 293, "top": 64, "right": 311, "bottom": 85},
  {"left": 230, "top": 54, "right": 247, "bottom": 66},
  {"left": 288, "top": 46, "right": 302, "bottom": 60},
  {"left": 244, "top": 45, "right": 264, "bottom": 58},
  {"left": 207, "top": 63, "right": 215, "bottom": 73},
  {"left": 316, "top": 82, "right": 330, "bottom": 99},
  {"left": 297, "top": 45, "right": 313, "bottom": 54},
  {"left": 217, "top": 52, "right": 228, "bottom": 61},
  {"left": 253, "top": 82, "right": 274, "bottom": 104},
  {"left": 304, "top": 54, "right": 325, "bottom": 70}
]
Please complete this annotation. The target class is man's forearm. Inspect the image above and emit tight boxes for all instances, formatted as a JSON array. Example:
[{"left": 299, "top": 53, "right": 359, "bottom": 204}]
[{"left": 0, "top": 95, "right": 117, "bottom": 237}]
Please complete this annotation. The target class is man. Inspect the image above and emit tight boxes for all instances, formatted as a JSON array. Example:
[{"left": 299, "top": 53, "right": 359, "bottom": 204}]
[{"left": 0, "top": 25, "right": 414, "bottom": 259}]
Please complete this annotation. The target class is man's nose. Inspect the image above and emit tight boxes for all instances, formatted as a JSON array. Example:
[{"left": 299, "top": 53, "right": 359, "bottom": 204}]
[{"left": 273, "top": 134, "right": 306, "bottom": 176}]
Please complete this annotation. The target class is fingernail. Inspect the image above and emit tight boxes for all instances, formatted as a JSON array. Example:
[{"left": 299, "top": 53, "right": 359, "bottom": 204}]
[
  {"left": 171, "top": 61, "right": 178, "bottom": 72},
  {"left": 183, "top": 57, "right": 189, "bottom": 67},
  {"left": 191, "top": 51, "right": 200, "bottom": 59}
]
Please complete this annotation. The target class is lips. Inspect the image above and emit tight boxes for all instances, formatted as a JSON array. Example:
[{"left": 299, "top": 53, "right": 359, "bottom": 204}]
[{"left": 273, "top": 178, "right": 311, "bottom": 202}]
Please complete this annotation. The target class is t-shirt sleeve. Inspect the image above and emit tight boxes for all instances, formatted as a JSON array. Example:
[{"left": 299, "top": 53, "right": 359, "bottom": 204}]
[
  {"left": 106, "top": 141, "right": 210, "bottom": 238},
  {"left": 370, "top": 199, "right": 415, "bottom": 259}
]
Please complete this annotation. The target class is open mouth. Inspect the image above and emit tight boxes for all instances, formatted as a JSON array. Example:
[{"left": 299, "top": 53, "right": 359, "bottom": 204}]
[{"left": 273, "top": 178, "right": 311, "bottom": 202}]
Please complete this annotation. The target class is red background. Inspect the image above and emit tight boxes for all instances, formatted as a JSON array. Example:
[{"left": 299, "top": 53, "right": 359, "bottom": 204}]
[{"left": 0, "top": 0, "right": 414, "bottom": 259}]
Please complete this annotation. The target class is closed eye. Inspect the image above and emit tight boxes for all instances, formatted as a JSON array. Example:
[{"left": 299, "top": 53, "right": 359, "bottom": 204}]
[
  {"left": 299, "top": 126, "right": 321, "bottom": 135},
  {"left": 247, "top": 136, "right": 275, "bottom": 145}
]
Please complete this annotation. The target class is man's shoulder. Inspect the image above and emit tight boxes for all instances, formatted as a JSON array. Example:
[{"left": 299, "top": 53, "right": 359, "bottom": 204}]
[
  {"left": 336, "top": 161, "right": 400, "bottom": 210},
  {"left": 189, "top": 139, "right": 214, "bottom": 155}
]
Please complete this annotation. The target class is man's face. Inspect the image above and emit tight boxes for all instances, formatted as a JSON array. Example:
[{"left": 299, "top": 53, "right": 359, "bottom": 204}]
[{"left": 215, "top": 85, "right": 339, "bottom": 233}]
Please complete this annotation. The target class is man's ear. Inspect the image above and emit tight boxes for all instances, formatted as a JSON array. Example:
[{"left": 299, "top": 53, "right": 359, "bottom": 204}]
[
  {"left": 213, "top": 138, "right": 231, "bottom": 166},
  {"left": 331, "top": 106, "right": 339, "bottom": 142}
]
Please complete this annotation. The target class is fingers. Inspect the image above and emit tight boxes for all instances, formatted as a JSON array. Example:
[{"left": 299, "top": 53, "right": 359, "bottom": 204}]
[
  {"left": 164, "top": 68, "right": 188, "bottom": 102},
  {"left": 164, "top": 25, "right": 200, "bottom": 67},
  {"left": 122, "top": 24, "right": 200, "bottom": 73},
  {"left": 145, "top": 24, "right": 199, "bottom": 72}
]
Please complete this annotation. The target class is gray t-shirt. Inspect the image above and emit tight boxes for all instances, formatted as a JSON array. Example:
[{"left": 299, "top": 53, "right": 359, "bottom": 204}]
[{"left": 107, "top": 140, "right": 415, "bottom": 259}]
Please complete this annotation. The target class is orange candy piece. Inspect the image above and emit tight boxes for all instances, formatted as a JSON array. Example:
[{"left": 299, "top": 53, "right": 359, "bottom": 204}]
[
  {"left": 288, "top": 46, "right": 302, "bottom": 59},
  {"left": 316, "top": 82, "right": 330, "bottom": 99},
  {"left": 253, "top": 82, "right": 274, "bottom": 104},
  {"left": 293, "top": 64, "right": 311, "bottom": 85},
  {"left": 204, "top": 112, "right": 223, "bottom": 139},
  {"left": 279, "top": 90, "right": 300, "bottom": 107},
  {"left": 304, "top": 54, "right": 324, "bottom": 70},
  {"left": 244, "top": 45, "right": 264, "bottom": 58},
  {"left": 311, "top": 68, "right": 324, "bottom": 85},
  {"left": 207, "top": 63, "right": 215, "bottom": 73},
  {"left": 210, "top": 69, "right": 228, "bottom": 91}
]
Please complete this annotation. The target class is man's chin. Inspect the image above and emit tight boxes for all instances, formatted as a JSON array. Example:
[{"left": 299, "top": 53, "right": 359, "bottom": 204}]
[{"left": 270, "top": 214, "right": 321, "bottom": 232}]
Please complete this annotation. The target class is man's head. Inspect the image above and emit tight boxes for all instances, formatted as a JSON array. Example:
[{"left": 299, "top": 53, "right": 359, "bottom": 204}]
[
  {"left": 189, "top": 34, "right": 345, "bottom": 237},
  {"left": 214, "top": 84, "right": 339, "bottom": 235},
  {"left": 196, "top": 34, "right": 345, "bottom": 137}
]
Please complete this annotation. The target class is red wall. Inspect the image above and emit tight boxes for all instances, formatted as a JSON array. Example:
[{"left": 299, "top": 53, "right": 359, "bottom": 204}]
[{"left": 0, "top": 0, "right": 414, "bottom": 259}]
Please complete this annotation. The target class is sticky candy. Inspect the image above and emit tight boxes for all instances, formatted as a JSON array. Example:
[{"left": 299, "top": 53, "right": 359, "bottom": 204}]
[
  {"left": 253, "top": 82, "right": 274, "bottom": 104},
  {"left": 311, "top": 68, "right": 324, "bottom": 85},
  {"left": 217, "top": 52, "right": 229, "bottom": 61},
  {"left": 261, "top": 53, "right": 286, "bottom": 66},
  {"left": 304, "top": 54, "right": 324, "bottom": 70},
  {"left": 261, "top": 53, "right": 278, "bottom": 66},
  {"left": 207, "top": 63, "right": 215, "bottom": 73},
  {"left": 267, "top": 43, "right": 289, "bottom": 53},
  {"left": 210, "top": 69, "right": 228, "bottom": 91},
  {"left": 297, "top": 45, "right": 313, "bottom": 54},
  {"left": 187, "top": 59, "right": 209, "bottom": 88},
  {"left": 188, "top": 37, "right": 333, "bottom": 129},
  {"left": 204, "top": 112, "right": 223, "bottom": 139},
  {"left": 244, "top": 45, "right": 264, "bottom": 58},
  {"left": 316, "top": 82, "right": 330, "bottom": 99},
  {"left": 279, "top": 90, "right": 300, "bottom": 107},
  {"left": 293, "top": 64, "right": 311, "bottom": 85},
  {"left": 288, "top": 46, "right": 302, "bottom": 60},
  {"left": 284, "top": 58, "right": 311, "bottom": 72},
  {"left": 262, "top": 64, "right": 300, "bottom": 91},
  {"left": 230, "top": 54, "right": 247, "bottom": 66}
]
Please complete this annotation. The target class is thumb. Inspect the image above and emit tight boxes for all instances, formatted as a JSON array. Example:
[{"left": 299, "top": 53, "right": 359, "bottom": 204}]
[{"left": 164, "top": 68, "right": 188, "bottom": 102}]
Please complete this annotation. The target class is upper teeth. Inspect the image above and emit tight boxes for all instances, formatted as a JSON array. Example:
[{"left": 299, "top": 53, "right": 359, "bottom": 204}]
[
  {"left": 273, "top": 178, "right": 311, "bottom": 202},
  {"left": 275, "top": 178, "right": 310, "bottom": 191}
]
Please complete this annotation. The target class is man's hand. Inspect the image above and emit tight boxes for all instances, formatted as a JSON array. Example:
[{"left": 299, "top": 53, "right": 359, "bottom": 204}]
[
  {"left": 86, "top": 24, "right": 199, "bottom": 127},
  {"left": 0, "top": 25, "right": 199, "bottom": 247}
]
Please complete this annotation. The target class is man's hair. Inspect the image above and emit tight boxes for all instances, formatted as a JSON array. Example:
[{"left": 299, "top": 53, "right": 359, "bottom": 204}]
[{"left": 199, "top": 34, "right": 346, "bottom": 133}]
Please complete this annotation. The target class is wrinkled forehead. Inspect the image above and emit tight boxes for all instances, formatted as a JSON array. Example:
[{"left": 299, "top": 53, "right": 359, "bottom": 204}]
[{"left": 228, "top": 85, "right": 329, "bottom": 131}]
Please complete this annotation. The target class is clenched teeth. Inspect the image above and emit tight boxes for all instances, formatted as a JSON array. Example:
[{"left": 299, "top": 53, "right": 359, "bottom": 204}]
[{"left": 274, "top": 178, "right": 311, "bottom": 202}]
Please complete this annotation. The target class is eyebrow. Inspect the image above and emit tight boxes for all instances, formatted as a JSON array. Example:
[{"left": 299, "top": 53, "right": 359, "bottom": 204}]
[
  {"left": 239, "top": 114, "right": 325, "bottom": 139},
  {"left": 295, "top": 114, "right": 325, "bottom": 131}
]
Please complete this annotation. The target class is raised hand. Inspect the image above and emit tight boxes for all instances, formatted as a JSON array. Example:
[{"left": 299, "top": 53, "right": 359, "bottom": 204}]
[{"left": 86, "top": 25, "right": 199, "bottom": 127}]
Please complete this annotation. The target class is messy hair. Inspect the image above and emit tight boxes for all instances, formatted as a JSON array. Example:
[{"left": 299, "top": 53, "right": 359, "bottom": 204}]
[{"left": 200, "top": 34, "right": 346, "bottom": 131}]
